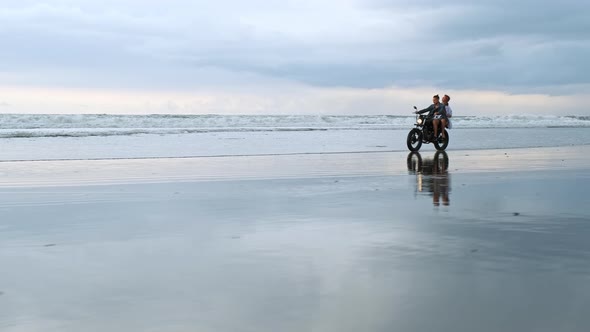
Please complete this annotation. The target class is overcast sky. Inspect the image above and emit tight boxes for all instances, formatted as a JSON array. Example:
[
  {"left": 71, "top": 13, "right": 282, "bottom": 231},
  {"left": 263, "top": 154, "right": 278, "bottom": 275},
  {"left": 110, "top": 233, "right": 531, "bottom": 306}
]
[{"left": 1, "top": 0, "right": 588, "bottom": 115}]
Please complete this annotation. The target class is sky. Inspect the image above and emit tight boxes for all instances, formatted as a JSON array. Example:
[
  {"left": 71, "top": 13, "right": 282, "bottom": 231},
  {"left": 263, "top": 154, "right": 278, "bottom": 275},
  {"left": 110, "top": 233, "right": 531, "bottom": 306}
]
[{"left": 0, "top": 0, "right": 588, "bottom": 115}]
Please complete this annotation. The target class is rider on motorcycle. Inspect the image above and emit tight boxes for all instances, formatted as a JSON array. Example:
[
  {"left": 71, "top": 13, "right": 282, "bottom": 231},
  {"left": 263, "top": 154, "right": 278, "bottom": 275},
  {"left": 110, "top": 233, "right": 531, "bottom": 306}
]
[{"left": 414, "top": 94, "right": 447, "bottom": 138}]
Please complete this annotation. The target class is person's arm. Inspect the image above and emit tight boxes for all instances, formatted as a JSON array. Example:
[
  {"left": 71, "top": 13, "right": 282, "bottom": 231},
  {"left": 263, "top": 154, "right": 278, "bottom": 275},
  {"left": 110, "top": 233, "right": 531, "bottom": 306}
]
[
  {"left": 416, "top": 105, "right": 433, "bottom": 114},
  {"left": 446, "top": 105, "right": 453, "bottom": 118}
]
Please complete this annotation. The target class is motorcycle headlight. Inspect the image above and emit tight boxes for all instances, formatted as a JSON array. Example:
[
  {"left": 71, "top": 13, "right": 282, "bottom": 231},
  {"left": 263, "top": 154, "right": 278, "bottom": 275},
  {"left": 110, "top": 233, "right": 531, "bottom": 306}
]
[{"left": 417, "top": 118, "right": 423, "bottom": 125}]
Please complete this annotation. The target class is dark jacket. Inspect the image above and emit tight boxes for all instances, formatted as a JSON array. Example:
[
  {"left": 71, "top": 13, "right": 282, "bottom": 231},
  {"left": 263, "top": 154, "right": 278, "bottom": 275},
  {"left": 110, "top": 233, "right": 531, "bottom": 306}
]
[{"left": 417, "top": 103, "right": 446, "bottom": 119}]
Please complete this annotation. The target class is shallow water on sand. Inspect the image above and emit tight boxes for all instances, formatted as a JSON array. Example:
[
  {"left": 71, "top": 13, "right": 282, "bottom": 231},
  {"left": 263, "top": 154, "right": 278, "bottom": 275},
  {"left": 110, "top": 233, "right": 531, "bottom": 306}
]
[
  {"left": 0, "top": 152, "right": 589, "bottom": 331},
  {"left": 0, "top": 127, "right": 589, "bottom": 161}
]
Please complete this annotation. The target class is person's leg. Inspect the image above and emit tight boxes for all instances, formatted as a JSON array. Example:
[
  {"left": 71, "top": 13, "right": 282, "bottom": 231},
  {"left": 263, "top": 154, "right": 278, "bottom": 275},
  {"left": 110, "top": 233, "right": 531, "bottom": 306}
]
[
  {"left": 440, "top": 119, "right": 448, "bottom": 138},
  {"left": 432, "top": 119, "right": 439, "bottom": 137}
]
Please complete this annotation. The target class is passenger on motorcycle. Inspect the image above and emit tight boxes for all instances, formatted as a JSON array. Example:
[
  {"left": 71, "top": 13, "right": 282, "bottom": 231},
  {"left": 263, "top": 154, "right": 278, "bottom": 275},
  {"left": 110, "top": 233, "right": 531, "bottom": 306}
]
[
  {"left": 414, "top": 94, "right": 446, "bottom": 139},
  {"left": 441, "top": 94, "right": 453, "bottom": 137}
]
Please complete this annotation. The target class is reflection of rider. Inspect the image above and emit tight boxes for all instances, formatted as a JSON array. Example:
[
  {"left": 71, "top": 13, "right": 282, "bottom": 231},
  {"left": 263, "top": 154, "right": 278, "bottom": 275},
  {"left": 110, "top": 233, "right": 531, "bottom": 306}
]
[
  {"left": 415, "top": 95, "right": 446, "bottom": 138},
  {"left": 431, "top": 163, "right": 450, "bottom": 206},
  {"left": 407, "top": 151, "right": 451, "bottom": 207}
]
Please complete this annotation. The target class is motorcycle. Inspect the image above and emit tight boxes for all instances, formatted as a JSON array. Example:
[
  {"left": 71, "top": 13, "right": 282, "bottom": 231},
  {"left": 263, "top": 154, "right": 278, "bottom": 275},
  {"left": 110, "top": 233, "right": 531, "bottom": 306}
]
[{"left": 406, "top": 106, "right": 449, "bottom": 152}]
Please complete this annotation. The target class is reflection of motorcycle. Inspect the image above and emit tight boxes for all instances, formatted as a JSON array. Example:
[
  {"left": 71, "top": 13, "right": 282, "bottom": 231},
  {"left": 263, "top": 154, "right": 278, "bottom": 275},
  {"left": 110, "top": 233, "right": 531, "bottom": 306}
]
[
  {"left": 407, "top": 106, "right": 449, "bottom": 152},
  {"left": 407, "top": 151, "right": 451, "bottom": 206}
]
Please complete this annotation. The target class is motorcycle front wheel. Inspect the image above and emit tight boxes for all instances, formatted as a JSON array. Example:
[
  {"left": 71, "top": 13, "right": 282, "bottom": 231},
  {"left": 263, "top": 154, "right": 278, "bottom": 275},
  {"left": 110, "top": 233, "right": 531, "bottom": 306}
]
[
  {"left": 434, "top": 130, "right": 449, "bottom": 151},
  {"left": 407, "top": 128, "right": 423, "bottom": 151}
]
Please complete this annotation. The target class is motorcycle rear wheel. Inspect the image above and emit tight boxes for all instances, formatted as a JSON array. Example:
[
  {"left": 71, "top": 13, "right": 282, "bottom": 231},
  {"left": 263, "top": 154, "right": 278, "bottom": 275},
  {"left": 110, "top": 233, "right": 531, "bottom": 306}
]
[{"left": 434, "top": 130, "right": 449, "bottom": 151}]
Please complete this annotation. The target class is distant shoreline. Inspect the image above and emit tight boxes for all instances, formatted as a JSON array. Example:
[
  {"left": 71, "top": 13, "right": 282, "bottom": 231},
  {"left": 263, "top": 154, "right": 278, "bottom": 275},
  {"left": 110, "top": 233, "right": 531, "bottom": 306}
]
[{"left": 1, "top": 145, "right": 588, "bottom": 188}]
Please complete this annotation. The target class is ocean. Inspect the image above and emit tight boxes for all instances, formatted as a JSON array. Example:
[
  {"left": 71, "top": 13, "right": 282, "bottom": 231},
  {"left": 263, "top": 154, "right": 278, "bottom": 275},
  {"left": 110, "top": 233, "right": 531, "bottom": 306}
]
[
  {"left": 1, "top": 114, "right": 589, "bottom": 138},
  {"left": 1, "top": 114, "right": 590, "bottom": 161}
]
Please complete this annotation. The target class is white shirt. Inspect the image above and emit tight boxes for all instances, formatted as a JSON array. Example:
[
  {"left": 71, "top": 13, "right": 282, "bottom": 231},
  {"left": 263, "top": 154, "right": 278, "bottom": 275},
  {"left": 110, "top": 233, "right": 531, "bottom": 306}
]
[{"left": 445, "top": 105, "right": 453, "bottom": 129}]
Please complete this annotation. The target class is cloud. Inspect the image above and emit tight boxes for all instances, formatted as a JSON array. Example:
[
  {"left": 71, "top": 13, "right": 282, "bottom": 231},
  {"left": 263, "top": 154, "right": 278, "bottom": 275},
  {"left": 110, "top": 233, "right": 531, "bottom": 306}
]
[
  {"left": 0, "top": 84, "right": 586, "bottom": 116},
  {"left": 0, "top": 1, "right": 588, "bottom": 114}
]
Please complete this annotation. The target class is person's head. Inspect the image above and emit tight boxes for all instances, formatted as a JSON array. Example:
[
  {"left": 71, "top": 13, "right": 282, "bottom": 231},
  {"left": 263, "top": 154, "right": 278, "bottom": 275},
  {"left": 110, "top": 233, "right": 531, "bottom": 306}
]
[
  {"left": 442, "top": 94, "right": 450, "bottom": 104},
  {"left": 432, "top": 94, "right": 440, "bottom": 105}
]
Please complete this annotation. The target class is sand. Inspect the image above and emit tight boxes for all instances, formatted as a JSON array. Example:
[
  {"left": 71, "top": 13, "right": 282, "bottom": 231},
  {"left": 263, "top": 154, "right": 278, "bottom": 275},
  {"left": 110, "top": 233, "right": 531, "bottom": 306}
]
[{"left": 1, "top": 145, "right": 589, "bottom": 332}]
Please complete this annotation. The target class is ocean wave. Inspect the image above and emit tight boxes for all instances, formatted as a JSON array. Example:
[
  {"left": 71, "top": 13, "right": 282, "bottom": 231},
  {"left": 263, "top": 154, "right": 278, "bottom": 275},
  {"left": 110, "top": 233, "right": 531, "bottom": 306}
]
[
  {"left": 0, "top": 114, "right": 588, "bottom": 138},
  {"left": 0, "top": 127, "right": 338, "bottom": 139}
]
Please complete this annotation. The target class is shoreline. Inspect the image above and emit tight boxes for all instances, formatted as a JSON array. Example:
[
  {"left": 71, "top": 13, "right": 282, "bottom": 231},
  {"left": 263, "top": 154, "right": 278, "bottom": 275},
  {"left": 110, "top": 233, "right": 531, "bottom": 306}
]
[
  {"left": 0, "top": 141, "right": 588, "bottom": 163},
  {"left": 0, "top": 145, "right": 589, "bottom": 188},
  {"left": 1, "top": 127, "right": 590, "bottom": 162}
]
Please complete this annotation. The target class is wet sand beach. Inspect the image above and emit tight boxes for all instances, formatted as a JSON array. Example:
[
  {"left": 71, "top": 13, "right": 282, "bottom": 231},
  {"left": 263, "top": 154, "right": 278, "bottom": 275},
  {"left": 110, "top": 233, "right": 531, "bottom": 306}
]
[{"left": 1, "top": 145, "right": 589, "bottom": 331}]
